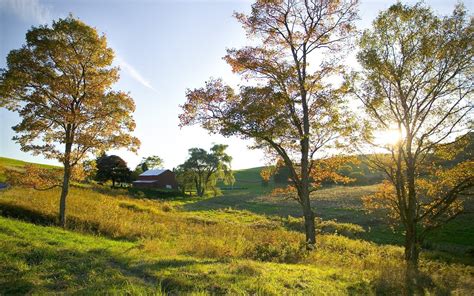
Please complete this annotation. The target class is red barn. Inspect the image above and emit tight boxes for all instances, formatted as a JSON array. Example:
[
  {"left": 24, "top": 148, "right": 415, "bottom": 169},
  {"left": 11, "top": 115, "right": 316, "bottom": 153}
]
[{"left": 132, "top": 169, "right": 178, "bottom": 190}]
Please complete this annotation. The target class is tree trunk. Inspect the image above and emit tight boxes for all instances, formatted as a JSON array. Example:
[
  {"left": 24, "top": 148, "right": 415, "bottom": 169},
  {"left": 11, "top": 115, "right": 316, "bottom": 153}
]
[
  {"left": 405, "top": 156, "right": 419, "bottom": 268},
  {"left": 60, "top": 127, "right": 74, "bottom": 228},
  {"left": 195, "top": 177, "right": 203, "bottom": 197},
  {"left": 405, "top": 158, "right": 420, "bottom": 294},
  {"left": 300, "top": 189, "right": 316, "bottom": 248},
  {"left": 404, "top": 224, "right": 419, "bottom": 295},
  {"left": 405, "top": 223, "right": 419, "bottom": 266},
  {"left": 59, "top": 161, "right": 71, "bottom": 227},
  {"left": 303, "top": 208, "right": 316, "bottom": 248}
]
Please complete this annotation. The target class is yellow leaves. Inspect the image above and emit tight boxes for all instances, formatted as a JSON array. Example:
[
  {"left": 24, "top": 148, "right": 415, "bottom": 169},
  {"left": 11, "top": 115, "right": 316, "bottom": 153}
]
[
  {"left": 1, "top": 16, "right": 140, "bottom": 167},
  {"left": 271, "top": 185, "right": 298, "bottom": 200},
  {"left": 433, "top": 135, "right": 471, "bottom": 161},
  {"left": 363, "top": 159, "right": 473, "bottom": 231},
  {"left": 362, "top": 181, "right": 399, "bottom": 221},
  {"left": 5, "top": 165, "right": 62, "bottom": 190},
  {"left": 309, "top": 156, "right": 359, "bottom": 186},
  {"left": 260, "top": 167, "right": 275, "bottom": 182}
]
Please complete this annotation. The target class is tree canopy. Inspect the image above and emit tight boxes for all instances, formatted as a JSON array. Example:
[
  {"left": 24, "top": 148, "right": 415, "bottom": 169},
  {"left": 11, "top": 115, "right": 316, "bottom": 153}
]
[
  {"left": 353, "top": 2, "right": 473, "bottom": 273},
  {"left": 180, "top": 0, "right": 360, "bottom": 246},
  {"left": 0, "top": 16, "right": 140, "bottom": 226},
  {"left": 95, "top": 154, "right": 132, "bottom": 187},
  {"left": 139, "top": 155, "right": 164, "bottom": 172},
  {"left": 176, "top": 144, "right": 234, "bottom": 197}
]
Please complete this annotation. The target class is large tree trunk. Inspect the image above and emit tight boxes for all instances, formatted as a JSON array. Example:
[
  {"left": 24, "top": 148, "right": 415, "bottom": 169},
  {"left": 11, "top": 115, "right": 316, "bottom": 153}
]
[
  {"left": 303, "top": 206, "right": 316, "bottom": 248},
  {"left": 404, "top": 222, "right": 419, "bottom": 295},
  {"left": 404, "top": 153, "right": 420, "bottom": 293},
  {"left": 195, "top": 177, "right": 204, "bottom": 197},
  {"left": 405, "top": 223, "right": 419, "bottom": 266},
  {"left": 405, "top": 153, "right": 419, "bottom": 268},
  {"left": 59, "top": 158, "right": 72, "bottom": 227},
  {"left": 300, "top": 188, "right": 316, "bottom": 248},
  {"left": 60, "top": 129, "right": 73, "bottom": 228}
]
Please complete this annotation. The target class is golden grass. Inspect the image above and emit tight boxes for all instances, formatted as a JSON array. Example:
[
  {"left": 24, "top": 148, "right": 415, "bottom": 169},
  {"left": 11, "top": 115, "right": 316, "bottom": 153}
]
[{"left": 0, "top": 185, "right": 473, "bottom": 294}]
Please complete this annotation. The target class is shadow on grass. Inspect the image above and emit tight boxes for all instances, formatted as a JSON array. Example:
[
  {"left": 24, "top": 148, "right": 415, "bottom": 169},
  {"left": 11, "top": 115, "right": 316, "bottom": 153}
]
[
  {"left": 0, "top": 225, "right": 221, "bottom": 294},
  {"left": 182, "top": 191, "right": 303, "bottom": 217},
  {"left": 0, "top": 202, "right": 57, "bottom": 225},
  {"left": 0, "top": 202, "right": 119, "bottom": 240}
]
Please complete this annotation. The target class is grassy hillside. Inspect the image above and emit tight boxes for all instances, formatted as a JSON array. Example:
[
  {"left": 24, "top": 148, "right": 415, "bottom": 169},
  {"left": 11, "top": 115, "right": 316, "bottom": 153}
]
[
  {"left": 1, "top": 189, "right": 473, "bottom": 295},
  {"left": 221, "top": 169, "right": 474, "bottom": 250},
  {"left": 0, "top": 157, "right": 58, "bottom": 170},
  {"left": 0, "top": 157, "right": 473, "bottom": 294},
  {"left": 0, "top": 216, "right": 415, "bottom": 295},
  {"left": 0, "top": 157, "right": 59, "bottom": 183}
]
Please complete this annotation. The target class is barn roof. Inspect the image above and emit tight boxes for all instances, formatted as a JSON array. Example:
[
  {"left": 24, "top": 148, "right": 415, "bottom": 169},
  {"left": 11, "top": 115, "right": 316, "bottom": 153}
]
[
  {"left": 139, "top": 169, "right": 168, "bottom": 176},
  {"left": 132, "top": 180, "right": 158, "bottom": 183}
]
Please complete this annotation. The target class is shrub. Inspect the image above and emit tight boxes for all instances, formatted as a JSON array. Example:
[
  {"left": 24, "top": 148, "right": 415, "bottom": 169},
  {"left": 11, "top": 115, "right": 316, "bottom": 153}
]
[
  {"left": 247, "top": 241, "right": 308, "bottom": 263},
  {"left": 282, "top": 216, "right": 366, "bottom": 238},
  {"left": 319, "top": 220, "right": 365, "bottom": 238}
]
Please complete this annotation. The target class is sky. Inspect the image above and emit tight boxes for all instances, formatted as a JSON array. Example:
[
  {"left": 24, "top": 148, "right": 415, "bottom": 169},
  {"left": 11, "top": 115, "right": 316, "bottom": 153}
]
[{"left": 0, "top": 0, "right": 471, "bottom": 170}]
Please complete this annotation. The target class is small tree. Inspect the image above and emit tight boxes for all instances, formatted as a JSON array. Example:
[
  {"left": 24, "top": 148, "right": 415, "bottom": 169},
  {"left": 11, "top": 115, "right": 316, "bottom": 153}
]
[
  {"left": 260, "top": 166, "right": 275, "bottom": 187},
  {"left": 139, "top": 155, "right": 164, "bottom": 172},
  {"left": 95, "top": 154, "right": 132, "bottom": 187},
  {"left": 353, "top": 2, "right": 473, "bottom": 274},
  {"left": 0, "top": 17, "right": 139, "bottom": 226},
  {"left": 180, "top": 0, "right": 359, "bottom": 247},
  {"left": 179, "top": 144, "right": 234, "bottom": 197}
]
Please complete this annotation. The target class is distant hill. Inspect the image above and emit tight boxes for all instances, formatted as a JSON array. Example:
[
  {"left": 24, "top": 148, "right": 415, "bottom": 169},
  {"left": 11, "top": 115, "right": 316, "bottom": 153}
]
[{"left": 230, "top": 133, "right": 474, "bottom": 189}]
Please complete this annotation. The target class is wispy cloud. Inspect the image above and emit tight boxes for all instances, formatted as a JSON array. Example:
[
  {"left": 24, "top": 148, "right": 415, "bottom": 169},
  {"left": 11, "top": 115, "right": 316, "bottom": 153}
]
[
  {"left": 115, "top": 55, "right": 157, "bottom": 93},
  {"left": 0, "top": 0, "right": 52, "bottom": 24}
]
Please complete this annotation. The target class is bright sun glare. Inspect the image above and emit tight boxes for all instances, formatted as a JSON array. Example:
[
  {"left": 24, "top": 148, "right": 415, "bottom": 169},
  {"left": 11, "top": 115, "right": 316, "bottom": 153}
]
[{"left": 374, "top": 126, "right": 405, "bottom": 146}]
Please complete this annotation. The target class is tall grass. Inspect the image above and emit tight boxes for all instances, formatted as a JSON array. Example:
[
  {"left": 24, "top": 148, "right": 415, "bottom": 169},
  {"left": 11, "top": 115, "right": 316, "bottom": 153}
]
[{"left": 0, "top": 186, "right": 473, "bottom": 294}]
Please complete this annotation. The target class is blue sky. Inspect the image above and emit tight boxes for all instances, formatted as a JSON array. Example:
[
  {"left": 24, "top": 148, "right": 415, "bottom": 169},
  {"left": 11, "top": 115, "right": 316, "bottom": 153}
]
[{"left": 0, "top": 0, "right": 471, "bottom": 170}]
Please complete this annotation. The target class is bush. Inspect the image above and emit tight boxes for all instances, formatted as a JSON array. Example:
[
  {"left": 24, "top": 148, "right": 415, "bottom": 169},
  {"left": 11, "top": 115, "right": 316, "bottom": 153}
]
[
  {"left": 247, "top": 241, "right": 308, "bottom": 263},
  {"left": 127, "top": 187, "right": 183, "bottom": 199},
  {"left": 319, "top": 220, "right": 365, "bottom": 238},
  {"left": 282, "top": 215, "right": 304, "bottom": 232},
  {"left": 282, "top": 216, "right": 365, "bottom": 238}
]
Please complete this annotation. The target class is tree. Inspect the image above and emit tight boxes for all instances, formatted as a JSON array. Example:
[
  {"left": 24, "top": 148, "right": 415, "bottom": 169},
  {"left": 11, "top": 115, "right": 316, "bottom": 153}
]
[
  {"left": 0, "top": 16, "right": 140, "bottom": 226},
  {"left": 174, "top": 165, "right": 196, "bottom": 195},
  {"left": 179, "top": 144, "right": 234, "bottom": 197},
  {"left": 260, "top": 166, "right": 275, "bottom": 187},
  {"left": 179, "top": 0, "right": 359, "bottom": 247},
  {"left": 139, "top": 155, "right": 164, "bottom": 172},
  {"left": 95, "top": 154, "right": 132, "bottom": 187},
  {"left": 353, "top": 2, "right": 473, "bottom": 273}
]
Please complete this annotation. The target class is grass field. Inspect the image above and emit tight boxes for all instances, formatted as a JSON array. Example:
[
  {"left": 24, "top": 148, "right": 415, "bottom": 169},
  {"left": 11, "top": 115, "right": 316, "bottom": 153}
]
[
  {"left": 0, "top": 158, "right": 473, "bottom": 294},
  {"left": 218, "top": 167, "right": 474, "bottom": 252}
]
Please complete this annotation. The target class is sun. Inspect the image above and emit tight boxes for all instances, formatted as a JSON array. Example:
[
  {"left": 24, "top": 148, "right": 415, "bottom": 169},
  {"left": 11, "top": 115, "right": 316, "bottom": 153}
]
[{"left": 374, "top": 126, "right": 405, "bottom": 146}]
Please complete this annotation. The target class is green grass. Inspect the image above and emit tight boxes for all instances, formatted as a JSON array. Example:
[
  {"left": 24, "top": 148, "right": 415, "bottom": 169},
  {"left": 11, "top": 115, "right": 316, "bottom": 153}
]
[
  {"left": 1, "top": 158, "right": 474, "bottom": 293},
  {"left": 2, "top": 214, "right": 473, "bottom": 295},
  {"left": 216, "top": 173, "right": 474, "bottom": 253},
  {"left": 1, "top": 184, "right": 474, "bottom": 294}
]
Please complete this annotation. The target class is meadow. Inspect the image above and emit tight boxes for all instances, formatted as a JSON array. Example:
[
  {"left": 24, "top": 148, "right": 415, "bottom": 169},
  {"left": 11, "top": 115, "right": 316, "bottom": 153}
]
[{"left": 0, "top": 158, "right": 473, "bottom": 294}]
